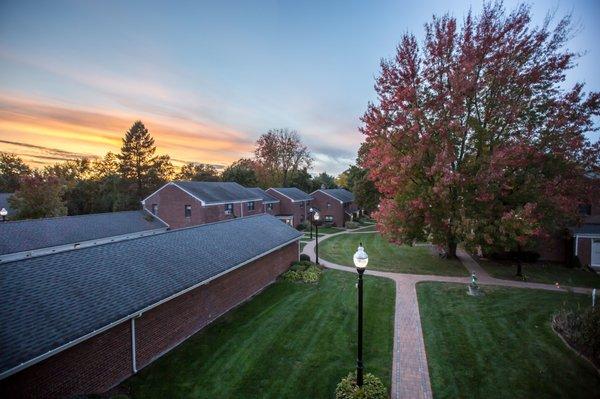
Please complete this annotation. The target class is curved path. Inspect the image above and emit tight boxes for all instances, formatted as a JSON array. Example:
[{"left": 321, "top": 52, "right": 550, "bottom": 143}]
[{"left": 301, "top": 227, "right": 592, "bottom": 399}]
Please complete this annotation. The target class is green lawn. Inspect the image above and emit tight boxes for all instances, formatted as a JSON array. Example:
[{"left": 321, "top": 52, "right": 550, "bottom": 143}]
[
  {"left": 120, "top": 270, "right": 395, "bottom": 399},
  {"left": 300, "top": 241, "right": 307, "bottom": 251},
  {"left": 355, "top": 225, "right": 377, "bottom": 232},
  {"left": 417, "top": 282, "right": 600, "bottom": 399},
  {"left": 477, "top": 257, "right": 600, "bottom": 288},
  {"left": 319, "top": 233, "right": 468, "bottom": 276},
  {"left": 316, "top": 226, "right": 345, "bottom": 234}
]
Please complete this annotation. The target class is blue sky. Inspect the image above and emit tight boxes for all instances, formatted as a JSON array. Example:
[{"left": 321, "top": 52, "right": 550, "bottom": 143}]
[{"left": 0, "top": 0, "right": 598, "bottom": 174}]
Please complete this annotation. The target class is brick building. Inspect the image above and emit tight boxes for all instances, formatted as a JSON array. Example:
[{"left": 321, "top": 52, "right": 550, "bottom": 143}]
[
  {"left": 266, "top": 187, "right": 313, "bottom": 227},
  {"left": 0, "top": 214, "right": 301, "bottom": 398},
  {"left": 142, "top": 181, "right": 264, "bottom": 229},
  {"left": 246, "top": 187, "right": 280, "bottom": 215},
  {"left": 569, "top": 196, "right": 600, "bottom": 268},
  {"left": 309, "top": 188, "right": 360, "bottom": 227}
]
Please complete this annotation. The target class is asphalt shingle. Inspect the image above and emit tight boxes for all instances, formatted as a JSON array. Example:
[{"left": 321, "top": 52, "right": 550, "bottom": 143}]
[
  {"left": 317, "top": 188, "right": 355, "bottom": 203},
  {"left": 0, "top": 211, "right": 167, "bottom": 256},
  {"left": 246, "top": 187, "right": 280, "bottom": 204},
  {"left": 269, "top": 187, "right": 313, "bottom": 202},
  {"left": 173, "top": 181, "right": 261, "bottom": 204},
  {"left": 0, "top": 214, "right": 301, "bottom": 376}
]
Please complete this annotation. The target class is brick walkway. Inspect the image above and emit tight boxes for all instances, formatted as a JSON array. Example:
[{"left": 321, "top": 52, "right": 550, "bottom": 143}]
[{"left": 301, "top": 231, "right": 593, "bottom": 399}]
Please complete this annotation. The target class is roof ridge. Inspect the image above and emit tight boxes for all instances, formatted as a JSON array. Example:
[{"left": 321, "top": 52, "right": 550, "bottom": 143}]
[{"left": 0, "top": 209, "right": 147, "bottom": 225}]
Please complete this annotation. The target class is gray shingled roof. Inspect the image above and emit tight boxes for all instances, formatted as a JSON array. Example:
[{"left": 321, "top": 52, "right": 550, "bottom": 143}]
[
  {"left": 569, "top": 223, "right": 600, "bottom": 236},
  {"left": 0, "top": 193, "right": 14, "bottom": 217},
  {"left": 269, "top": 187, "right": 313, "bottom": 202},
  {"left": 0, "top": 211, "right": 167, "bottom": 256},
  {"left": 317, "top": 189, "right": 355, "bottom": 203},
  {"left": 0, "top": 214, "right": 301, "bottom": 376},
  {"left": 247, "top": 187, "right": 280, "bottom": 204},
  {"left": 172, "top": 181, "right": 261, "bottom": 204}
]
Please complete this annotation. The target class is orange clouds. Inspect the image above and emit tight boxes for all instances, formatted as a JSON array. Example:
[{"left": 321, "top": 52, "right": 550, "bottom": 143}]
[{"left": 0, "top": 94, "right": 255, "bottom": 167}]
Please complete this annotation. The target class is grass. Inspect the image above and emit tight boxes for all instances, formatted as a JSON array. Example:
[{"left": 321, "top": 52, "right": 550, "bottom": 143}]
[
  {"left": 355, "top": 225, "right": 377, "bottom": 232},
  {"left": 477, "top": 257, "right": 600, "bottom": 288},
  {"left": 119, "top": 270, "right": 395, "bottom": 399},
  {"left": 300, "top": 242, "right": 307, "bottom": 251},
  {"left": 319, "top": 233, "right": 468, "bottom": 276},
  {"left": 417, "top": 282, "right": 600, "bottom": 399},
  {"left": 316, "top": 226, "right": 345, "bottom": 234}
]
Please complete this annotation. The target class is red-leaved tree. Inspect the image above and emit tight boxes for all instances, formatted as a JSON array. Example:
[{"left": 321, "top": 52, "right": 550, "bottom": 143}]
[{"left": 361, "top": 1, "right": 599, "bottom": 261}]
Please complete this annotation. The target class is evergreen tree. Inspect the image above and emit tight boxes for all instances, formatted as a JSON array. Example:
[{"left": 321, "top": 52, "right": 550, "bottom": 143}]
[{"left": 118, "top": 121, "right": 157, "bottom": 201}]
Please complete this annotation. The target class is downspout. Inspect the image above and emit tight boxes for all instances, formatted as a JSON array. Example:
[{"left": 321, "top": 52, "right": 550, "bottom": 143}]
[
  {"left": 241, "top": 202, "right": 244, "bottom": 217},
  {"left": 575, "top": 235, "right": 579, "bottom": 256},
  {"left": 131, "top": 318, "right": 137, "bottom": 373}
]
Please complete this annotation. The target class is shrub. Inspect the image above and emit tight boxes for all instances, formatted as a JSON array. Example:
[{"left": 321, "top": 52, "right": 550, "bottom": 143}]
[
  {"left": 281, "top": 262, "right": 323, "bottom": 284},
  {"left": 553, "top": 305, "right": 600, "bottom": 368},
  {"left": 335, "top": 372, "right": 387, "bottom": 399},
  {"left": 345, "top": 221, "right": 359, "bottom": 229},
  {"left": 296, "top": 222, "right": 309, "bottom": 231},
  {"left": 299, "top": 253, "right": 311, "bottom": 262},
  {"left": 489, "top": 250, "right": 540, "bottom": 262}
]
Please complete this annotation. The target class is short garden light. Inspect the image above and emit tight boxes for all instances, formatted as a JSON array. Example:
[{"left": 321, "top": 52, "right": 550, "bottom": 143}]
[
  {"left": 0, "top": 208, "right": 7, "bottom": 222},
  {"left": 352, "top": 243, "right": 369, "bottom": 387}
]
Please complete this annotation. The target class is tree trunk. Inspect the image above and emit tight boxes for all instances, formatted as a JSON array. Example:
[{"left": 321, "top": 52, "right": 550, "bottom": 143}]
[
  {"left": 446, "top": 240, "right": 458, "bottom": 259},
  {"left": 515, "top": 244, "right": 523, "bottom": 277}
]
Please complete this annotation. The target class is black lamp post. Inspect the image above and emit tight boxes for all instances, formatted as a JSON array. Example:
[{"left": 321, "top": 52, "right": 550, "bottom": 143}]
[
  {"left": 309, "top": 207, "right": 314, "bottom": 239},
  {"left": 313, "top": 210, "right": 322, "bottom": 264},
  {"left": 353, "top": 243, "right": 369, "bottom": 387},
  {"left": 0, "top": 208, "right": 7, "bottom": 222}
]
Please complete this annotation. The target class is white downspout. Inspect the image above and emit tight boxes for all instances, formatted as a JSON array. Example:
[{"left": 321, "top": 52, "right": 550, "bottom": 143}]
[
  {"left": 575, "top": 235, "right": 579, "bottom": 256},
  {"left": 131, "top": 318, "right": 137, "bottom": 373},
  {"left": 241, "top": 202, "right": 244, "bottom": 217}
]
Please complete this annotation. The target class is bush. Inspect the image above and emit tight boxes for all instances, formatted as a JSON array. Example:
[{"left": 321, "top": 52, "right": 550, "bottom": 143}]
[
  {"left": 281, "top": 262, "right": 323, "bottom": 284},
  {"left": 335, "top": 372, "right": 387, "bottom": 399},
  {"left": 299, "top": 253, "right": 311, "bottom": 262},
  {"left": 296, "top": 222, "right": 309, "bottom": 231},
  {"left": 553, "top": 305, "right": 600, "bottom": 368},
  {"left": 345, "top": 221, "right": 359, "bottom": 229}
]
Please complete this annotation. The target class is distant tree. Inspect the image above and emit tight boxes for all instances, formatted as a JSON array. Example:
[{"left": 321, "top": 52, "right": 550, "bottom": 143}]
[
  {"left": 9, "top": 172, "right": 67, "bottom": 219},
  {"left": 361, "top": 2, "right": 599, "bottom": 259},
  {"left": 254, "top": 128, "right": 312, "bottom": 186},
  {"left": 44, "top": 158, "right": 92, "bottom": 181},
  {"left": 311, "top": 172, "right": 337, "bottom": 190},
  {"left": 336, "top": 165, "right": 364, "bottom": 190},
  {"left": 0, "top": 152, "right": 31, "bottom": 192},
  {"left": 177, "top": 162, "right": 220, "bottom": 181},
  {"left": 289, "top": 167, "right": 313, "bottom": 192},
  {"left": 118, "top": 121, "right": 157, "bottom": 201},
  {"left": 148, "top": 155, "right": 175, "bottom": 187},
  {"left": 353, "top": 175, "right": 380, "bottom": 214},
  {"left": 221, "top": 158, "right": 258, "bottom": 186}
]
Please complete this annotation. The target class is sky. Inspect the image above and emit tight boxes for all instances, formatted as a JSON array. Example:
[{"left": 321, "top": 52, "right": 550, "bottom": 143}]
[{"left": 0, "top": 0, "right": 599, "bottom": 175}]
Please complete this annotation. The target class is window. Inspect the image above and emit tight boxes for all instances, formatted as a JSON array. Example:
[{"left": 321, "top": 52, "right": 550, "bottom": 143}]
[
  {"left": 224, "top": 203, "right": 233, "bottom": 214},
  {"left": 325, "top": 215, "right": 334, "bottom": 222},
  {"left": 151, "top": 204, "right": 158, "bottom": 215},
  {"left": 184, "top": 205, "right": 192, "bottom": 218},
  {"left": 299, "top": 202, "right": 303, "bottom": 208},
  {"left": 247, "top": 201, "right": 255, "bottom": 211},
  {"left": 267, "top": 203, "right": 274, "bottom": 211},
  {"left": 327, "top": 202, "right": 331, "bottom": 208}
]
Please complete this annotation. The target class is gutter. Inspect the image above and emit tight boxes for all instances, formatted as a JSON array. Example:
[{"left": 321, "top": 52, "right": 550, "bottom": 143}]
[{"left": 0, "top": 235, "right": 302, "bottom": 380}]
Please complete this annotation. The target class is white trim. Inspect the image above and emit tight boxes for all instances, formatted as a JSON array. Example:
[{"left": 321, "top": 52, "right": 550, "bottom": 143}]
[
  {"left": 142, "top": 206, "right": 170, "bottom": 228},
  {"left": 310, "top": 189, "right": 344, "bottom": 204},
  {"left": 267, "top": 188, "right": 311, "bottom": 203},
  {"left": 0, "top": 235, "right": 302, "bottom": 380},
  {"left": 142, "top": 182, "right": 176, "bottom": 205},
  {"left": 575, "top": 236, "right": 579, "bottom": 256}
]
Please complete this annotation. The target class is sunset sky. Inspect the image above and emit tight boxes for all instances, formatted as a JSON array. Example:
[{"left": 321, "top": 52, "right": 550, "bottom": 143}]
[{"left": 1, "top": 0, "right": 599, "bottom": 175}]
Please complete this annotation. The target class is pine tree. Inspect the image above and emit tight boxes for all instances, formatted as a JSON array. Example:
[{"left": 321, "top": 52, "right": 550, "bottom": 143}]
[{"left": 118, "top": 121, "right": 156, "bottom": 201}]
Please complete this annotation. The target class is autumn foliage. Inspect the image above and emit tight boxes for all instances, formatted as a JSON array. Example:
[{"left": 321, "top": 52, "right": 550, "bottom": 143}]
[{"left": 361, "top": 2, "right": 599, "bottom": 258}]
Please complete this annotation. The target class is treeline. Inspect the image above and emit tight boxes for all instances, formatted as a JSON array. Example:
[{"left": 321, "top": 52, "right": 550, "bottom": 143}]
[{"left": 0, "top": 121, "right": 379, "bottom": 220}]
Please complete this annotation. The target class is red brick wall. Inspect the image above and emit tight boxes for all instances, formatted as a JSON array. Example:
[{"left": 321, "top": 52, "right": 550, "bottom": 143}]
[
  {"left": 310, "top": 191, "right": 344, "bottom": 227},
  {"left": 263, "top": 202, "right": 280, "bottom": 216},
  {"left": 266, "top": 189, "right": 310, "bottom": 227},
  {"left": 577, "top": 237, "right": 592, "bottom": 266},
  {"left": 0, "top": 321, "right": 132, "bottom": 398},
  {"left": 0, "top": 242, "right": 299, "bottom": 398},
  {"left": 143, "top": 184, "right": 263, "bottom": 229}
]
